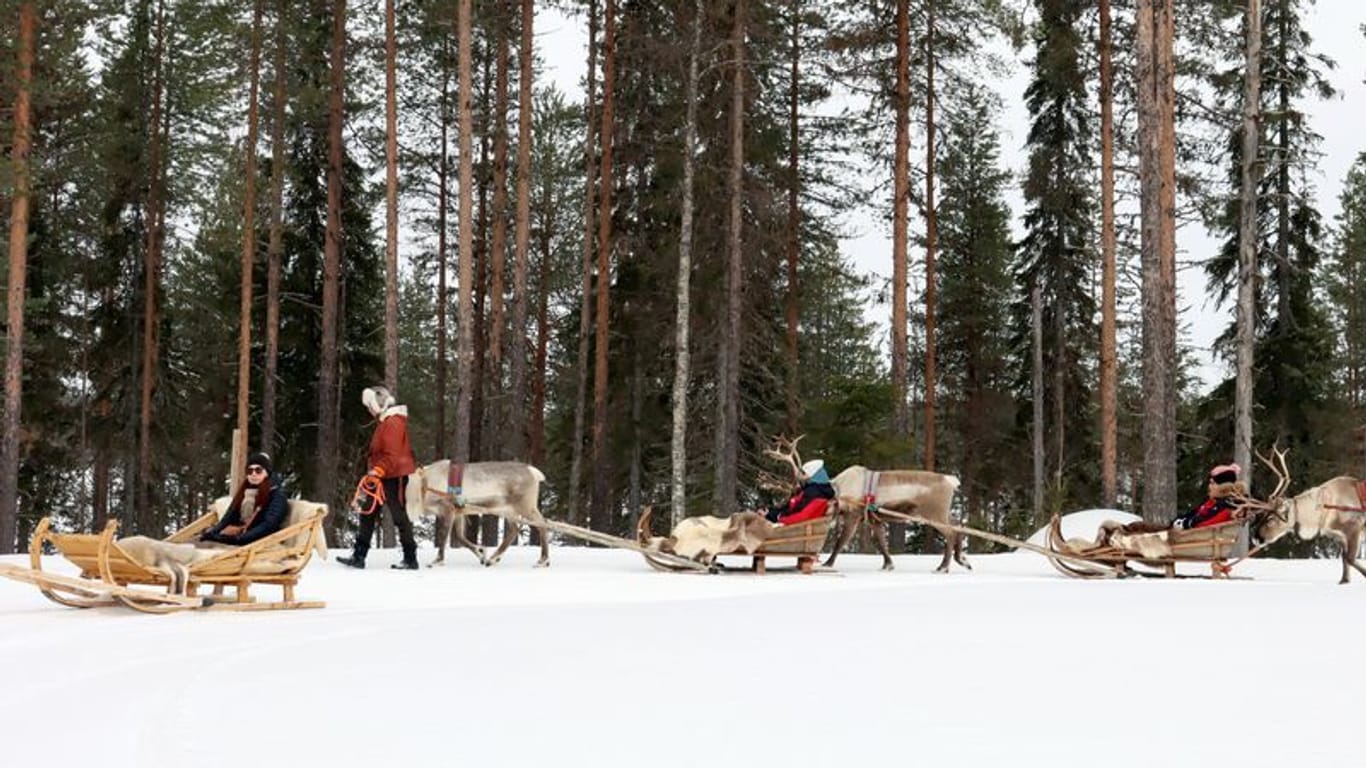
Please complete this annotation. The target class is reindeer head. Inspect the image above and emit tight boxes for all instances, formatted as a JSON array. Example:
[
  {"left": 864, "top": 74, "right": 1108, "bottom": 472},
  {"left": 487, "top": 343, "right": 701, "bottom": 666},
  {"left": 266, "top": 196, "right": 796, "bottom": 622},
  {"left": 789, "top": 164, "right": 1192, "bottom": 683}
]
[{"left": 1229, "top": 445, "right": 1294, "bottom": 545}]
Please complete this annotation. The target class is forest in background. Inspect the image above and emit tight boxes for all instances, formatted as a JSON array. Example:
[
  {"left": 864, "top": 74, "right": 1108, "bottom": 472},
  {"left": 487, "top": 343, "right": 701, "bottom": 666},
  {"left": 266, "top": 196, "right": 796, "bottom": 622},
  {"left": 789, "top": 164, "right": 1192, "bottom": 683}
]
[{"left": 0, "top": 0, "right": 1363, "bottom": 555}]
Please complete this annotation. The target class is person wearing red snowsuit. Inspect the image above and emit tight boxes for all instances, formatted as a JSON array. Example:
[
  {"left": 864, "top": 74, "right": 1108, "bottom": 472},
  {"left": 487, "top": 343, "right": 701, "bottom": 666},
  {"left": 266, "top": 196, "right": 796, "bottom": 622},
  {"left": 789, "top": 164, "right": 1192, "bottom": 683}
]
[{"left": 765, "top": 460, "right": 836, "bottom": 526}]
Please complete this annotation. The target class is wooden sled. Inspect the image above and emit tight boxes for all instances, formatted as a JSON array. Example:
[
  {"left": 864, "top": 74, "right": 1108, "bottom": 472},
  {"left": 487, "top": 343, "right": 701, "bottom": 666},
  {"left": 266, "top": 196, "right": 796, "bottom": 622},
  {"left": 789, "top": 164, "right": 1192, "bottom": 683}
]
[
  {"left": 635, "top": 508, "right": 834, "bottom": 575},
  {"left": 1044, "top": 514, "right": 1249, "bottom": 579},
  {"left": 7, "top": 502, "right": 329, "bottom": 614}
]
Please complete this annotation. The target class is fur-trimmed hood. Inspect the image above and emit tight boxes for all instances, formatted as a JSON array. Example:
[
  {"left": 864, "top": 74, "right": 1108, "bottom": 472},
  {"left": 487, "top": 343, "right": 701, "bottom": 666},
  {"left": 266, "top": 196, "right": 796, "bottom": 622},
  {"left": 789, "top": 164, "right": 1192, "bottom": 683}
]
[{"left": 1209, "top": 480, "right": 1246, "bottom": 500}]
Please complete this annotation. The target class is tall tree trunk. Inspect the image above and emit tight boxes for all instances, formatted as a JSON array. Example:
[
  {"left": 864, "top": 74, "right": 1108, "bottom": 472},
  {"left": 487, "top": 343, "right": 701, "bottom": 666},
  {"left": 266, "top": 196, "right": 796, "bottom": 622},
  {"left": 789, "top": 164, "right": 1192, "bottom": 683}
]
[
  {"left": 0, "top": 1, "right": 35, "bottom": 554},
  {"left": 435, "top": 34, "right": 451, "bottom": 460},
  {"left": 263, "top": 0, "right": 288, "bottom": 455},
  {"left": 672, "top": 0, "right": 703, "bottom": 527},
  {"left": 923, "top": 0, "right": 937, "bottom": 471},
  {"left": 383, "top": 0, "right": 399, "bottom": 393},
  {"left": 1032, "top": 282, "right": 1045, "bottom": 519},
  {"left": 783, "top": 0, "right": 800, "bottom": 436},
  {"left": 1136, "top": 0, "right": 1178, "bottom": 522},
  {"left": 590, "top": 0, "right": 617, "bottom": 531},
  {"left": 488, "top": 10, "right": 511, "bottom": 458},
  {"left": 1235, "top": 0, "right": 1261, "bottom": 488},
  {"left": 471, "top": 64, "right": 491, "bottom": 464},
  {"left": 237, "top": 0, "right": 264, "bottom": 468},
  {"left": 567, "top": 0, "right": 599, "bottom": 528},
  {"left": 891, "top": 0, "right": 910, "bottom": 447},
  {"left": 138, "top": 0, "right": 168, "bottom": 535},
  {"left": 317, "top": 0, "right": 346, "bottom": 529},
  {"left": 454, "top": 0, "right": 475, "bottom": 466},
  {"left": 1099, "top": 0, "right": 1118, "bottom": 506},
  {"left": 713, "top": 0, "right": 745, "bottom": 517},
  {"left": 531, "top": 206, "right": 552, "bottom": 467},
  {"left": 509, "top": 0, "right": 534, "bottom": 460}
]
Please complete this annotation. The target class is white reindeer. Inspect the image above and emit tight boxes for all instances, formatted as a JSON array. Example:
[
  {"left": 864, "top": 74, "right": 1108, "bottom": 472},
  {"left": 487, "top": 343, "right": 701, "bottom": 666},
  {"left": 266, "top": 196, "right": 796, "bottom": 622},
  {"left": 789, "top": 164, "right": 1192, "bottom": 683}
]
[
  {"left": 406, "top": 459, "right": 550, "bottom": 568},
  {"left": 764, "top": 436, "right": 966, "bottom": 572}
]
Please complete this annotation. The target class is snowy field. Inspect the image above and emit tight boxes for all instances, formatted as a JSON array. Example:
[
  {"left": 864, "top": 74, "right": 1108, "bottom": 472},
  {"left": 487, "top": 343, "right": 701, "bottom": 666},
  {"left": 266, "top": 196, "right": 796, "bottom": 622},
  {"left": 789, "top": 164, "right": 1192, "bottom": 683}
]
[{"left": 2, "top": 511, "right": 1363, "bottom": 768}]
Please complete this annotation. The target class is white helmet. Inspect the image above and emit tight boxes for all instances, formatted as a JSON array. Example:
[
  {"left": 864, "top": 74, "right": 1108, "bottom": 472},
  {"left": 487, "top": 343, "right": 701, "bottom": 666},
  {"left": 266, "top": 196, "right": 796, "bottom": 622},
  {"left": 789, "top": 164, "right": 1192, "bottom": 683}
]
[
  {"left": 361, "top": 386, "right": 395, "bottom": 416},
  {"left": 801, "top": 459, "right": 824, "bottom": 477}
]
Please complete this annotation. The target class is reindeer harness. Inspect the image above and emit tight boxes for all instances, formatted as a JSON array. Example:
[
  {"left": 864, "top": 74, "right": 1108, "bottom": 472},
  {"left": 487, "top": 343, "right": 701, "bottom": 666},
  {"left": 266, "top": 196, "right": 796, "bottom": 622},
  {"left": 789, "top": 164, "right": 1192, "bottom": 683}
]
[
  {"left": 417, "top": 462, "right": 467, "bottom": 509},
  {"left": 1323, "top": 481, "right": 1366, "bottom": 515},
  {"left": 862, "top": 471, "right": 881, "bottom": 511}
]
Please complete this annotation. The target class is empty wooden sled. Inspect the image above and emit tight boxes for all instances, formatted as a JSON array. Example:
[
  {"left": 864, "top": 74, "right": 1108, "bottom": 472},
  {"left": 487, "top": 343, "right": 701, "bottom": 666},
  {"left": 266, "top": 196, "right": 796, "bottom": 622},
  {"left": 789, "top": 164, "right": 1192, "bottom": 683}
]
[
  {"left": 1044, "top": 514, "right": 1249, "bottom": 579},
  {"left": 4, "top": 501, "right": 329, "bottom": 614}
]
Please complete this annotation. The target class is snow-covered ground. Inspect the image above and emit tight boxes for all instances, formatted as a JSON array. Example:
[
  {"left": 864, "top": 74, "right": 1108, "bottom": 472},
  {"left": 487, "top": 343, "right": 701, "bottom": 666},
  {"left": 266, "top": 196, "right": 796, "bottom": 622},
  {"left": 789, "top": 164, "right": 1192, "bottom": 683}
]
[{"left": 2, "top": 511, "right": 1362, "bottom": 768}]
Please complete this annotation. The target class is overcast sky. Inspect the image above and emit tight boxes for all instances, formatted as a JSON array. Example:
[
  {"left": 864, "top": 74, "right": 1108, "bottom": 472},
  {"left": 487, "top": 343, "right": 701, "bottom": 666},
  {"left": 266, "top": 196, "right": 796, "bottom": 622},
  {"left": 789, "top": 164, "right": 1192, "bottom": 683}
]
[{"left": 533, "top": 1, "right": 1366, "bottom": 394}]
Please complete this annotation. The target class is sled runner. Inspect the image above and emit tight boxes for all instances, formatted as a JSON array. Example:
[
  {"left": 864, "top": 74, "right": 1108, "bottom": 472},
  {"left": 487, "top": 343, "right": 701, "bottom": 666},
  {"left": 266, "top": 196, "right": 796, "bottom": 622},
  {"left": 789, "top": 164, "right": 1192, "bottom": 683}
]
[{"left": 3, "top": 501, "right": 329, "bottom": 613}]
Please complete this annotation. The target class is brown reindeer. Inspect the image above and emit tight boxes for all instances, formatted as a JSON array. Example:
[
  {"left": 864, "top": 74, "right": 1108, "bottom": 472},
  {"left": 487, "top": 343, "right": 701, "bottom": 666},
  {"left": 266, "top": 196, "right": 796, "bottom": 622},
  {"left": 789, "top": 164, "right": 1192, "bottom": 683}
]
[
  {"left": 1248, "top": 460, "right": 1366, "bottom": 584},
  {"left": 764, "top": 436, "right": 966, "bottom": 572},
  {"left": 406, "top": 460, "right": 551, "bottom": 568}
]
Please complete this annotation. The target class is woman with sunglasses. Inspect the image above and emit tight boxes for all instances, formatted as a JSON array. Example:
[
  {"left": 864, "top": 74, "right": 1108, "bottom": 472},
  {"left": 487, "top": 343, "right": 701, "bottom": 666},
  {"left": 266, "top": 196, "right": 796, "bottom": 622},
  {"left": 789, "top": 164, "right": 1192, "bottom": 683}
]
[{"left": 200, "top": 451, "right": 289, "bottom": 545}]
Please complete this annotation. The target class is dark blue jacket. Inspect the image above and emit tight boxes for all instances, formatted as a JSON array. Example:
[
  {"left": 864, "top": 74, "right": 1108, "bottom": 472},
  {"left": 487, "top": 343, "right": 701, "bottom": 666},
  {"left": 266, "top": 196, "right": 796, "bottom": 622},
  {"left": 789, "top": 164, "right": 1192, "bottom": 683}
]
[{"left": 204, "top": 472, "right": 289, "bottom": 545}]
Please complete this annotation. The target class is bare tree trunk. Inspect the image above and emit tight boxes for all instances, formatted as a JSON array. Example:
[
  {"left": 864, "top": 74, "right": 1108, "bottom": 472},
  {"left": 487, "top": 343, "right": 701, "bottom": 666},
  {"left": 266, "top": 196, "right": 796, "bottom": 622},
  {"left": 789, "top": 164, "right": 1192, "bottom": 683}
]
[
  {"left": 784, "top": 0, "right": 800, "bottom": 436},
  {"left": 1235, "top": 0, "right": 1261, "bottom": 490},
  {"left": 923, "top": 0, "right": 937, "bottom": 471},
  {"left": 1099, "top": 0, "right": 1118, "bottom": 507},
  {"left": 713, "top": 0, "right": 745, "bottom": 518},
  {"left": 237, "top": 0, "right": 264, "bottom": 471},
  {"left": 454, "top": 0, "right": 475, "bottom": 466},
  {"left": 891, "top": 0, "right": 910, "bottom": 446},
  {"left": 263, "top": 0, "right": 288, "bottom": 455},
  {"left": 567, "top": 0, "right": 599, "bottom": 528},
  {"left": 383, "top": 0, "right": 399, "bottom": 393},
  {"left": 672, "top": 0, "right": 703, "bottom": 528},
  {"left": 471, "top": 69, "right": 490, "bottom": 464},
  {"left": 508, "top": 0, "right": 534, "bottom": 460},
  {"left": 93, "top": 451, "right": 110, "bottom": 530},
  {"left": 590, "top": 0, "right": 617, "bottom": 531},
  {"left": 316, "top": 0, "right": 346, "bottom": 529},
  {"left": 435, "top": 33, "right": 451, "bottom": 459},
  {"left": 1136, "top": 0, "right": 1178, "bottom": 523},
  {"left": 138, "top": 0, "right": 168, "bottom": 535},
  {"left": 0, "top": 1, "right": 35, "bottom": 554},
  {"left": 531, "top": 207, "right": 552, "bottom": 467},
  {"left": 487, "top": 10, "right": 511, "bottom": 459},
  {"left": 1032, "top": 282, "right": 1045, "bottom": 520}
]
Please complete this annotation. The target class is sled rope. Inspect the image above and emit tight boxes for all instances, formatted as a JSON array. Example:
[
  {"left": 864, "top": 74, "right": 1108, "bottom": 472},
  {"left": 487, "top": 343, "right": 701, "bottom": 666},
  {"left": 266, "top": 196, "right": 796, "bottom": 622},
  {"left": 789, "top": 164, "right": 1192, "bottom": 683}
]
[{"left": 352, "top": 473, "right": 385, "bottom": 515}]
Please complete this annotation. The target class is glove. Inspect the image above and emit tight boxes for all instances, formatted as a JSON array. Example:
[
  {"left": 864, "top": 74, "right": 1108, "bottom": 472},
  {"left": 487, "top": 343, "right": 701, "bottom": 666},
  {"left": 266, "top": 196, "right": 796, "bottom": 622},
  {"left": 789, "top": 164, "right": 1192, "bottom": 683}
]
[{"left": 367, "top": 466, "right": 386, "bottom": 478}]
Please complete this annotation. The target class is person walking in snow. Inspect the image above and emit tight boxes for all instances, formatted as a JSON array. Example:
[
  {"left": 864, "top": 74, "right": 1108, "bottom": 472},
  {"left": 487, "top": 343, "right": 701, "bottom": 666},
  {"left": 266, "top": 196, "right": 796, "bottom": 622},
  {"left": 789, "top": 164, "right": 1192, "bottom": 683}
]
[{"left": 338, "top": 386, "right": 421, "bottom": 570}]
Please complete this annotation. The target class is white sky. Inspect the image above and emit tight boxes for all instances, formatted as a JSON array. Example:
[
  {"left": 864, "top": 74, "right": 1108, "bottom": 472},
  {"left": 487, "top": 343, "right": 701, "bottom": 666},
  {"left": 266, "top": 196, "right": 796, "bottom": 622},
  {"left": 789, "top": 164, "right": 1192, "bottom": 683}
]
[{"left": 532, "top": 2, "right": 1366, "bottom": 394}]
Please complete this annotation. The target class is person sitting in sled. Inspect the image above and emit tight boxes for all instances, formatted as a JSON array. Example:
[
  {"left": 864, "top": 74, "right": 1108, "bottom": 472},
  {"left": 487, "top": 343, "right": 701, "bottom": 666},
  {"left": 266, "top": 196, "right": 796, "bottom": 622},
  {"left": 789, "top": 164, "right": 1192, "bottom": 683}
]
[
  {"left": 764, "top": 459, "right": 836, "bottom": 526},
  {"left": 199, "top": 451, "right": 289, "bottom": 546},
  {"left": 1172, "top": 463, "right": 1245, "bottom": 530}
]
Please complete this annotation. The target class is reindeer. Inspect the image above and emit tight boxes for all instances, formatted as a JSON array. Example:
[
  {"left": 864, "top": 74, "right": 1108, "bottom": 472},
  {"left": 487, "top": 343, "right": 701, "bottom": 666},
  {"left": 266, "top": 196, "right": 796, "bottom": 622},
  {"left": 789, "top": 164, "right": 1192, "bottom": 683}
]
[
  {"left": 763, "top": 436, "right": 966, "bottom": 572},
  {"left": 1239, "top": 448, "right": 1366, "bottom": 584},
  {"left": 405, "top": 460, "right": 550, "bottom": 568}
]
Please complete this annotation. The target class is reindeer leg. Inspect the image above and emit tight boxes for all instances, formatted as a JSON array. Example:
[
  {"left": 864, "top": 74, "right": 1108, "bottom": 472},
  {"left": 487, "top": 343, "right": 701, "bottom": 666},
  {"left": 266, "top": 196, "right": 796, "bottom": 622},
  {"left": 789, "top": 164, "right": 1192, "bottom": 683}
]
[
  {"left": 533, "top": 513, "right": 550, "bottom": 567},
  {"left": 431, "top": 512, "right": 451, "bottom": 567},
  {"left": 934, "top": 525, "right": 953, "bottom": 573},
  {"left": 872, "top": 518, "right": 894, "bottom": 571},
  {"left": 823, "top": 507, "right": 862, "bottom": 568},
  {"left": 451, "top": 514, "right": 486, "bottom": 565},
  {"left": 485, "top": 515, "right": 518, "bottom": 567},
  {"left": 1344, "top": 529, "right": 1363, "bottom": 584},
  {"left": 952, "top": 530, "right": 972, "bottom": 571}
]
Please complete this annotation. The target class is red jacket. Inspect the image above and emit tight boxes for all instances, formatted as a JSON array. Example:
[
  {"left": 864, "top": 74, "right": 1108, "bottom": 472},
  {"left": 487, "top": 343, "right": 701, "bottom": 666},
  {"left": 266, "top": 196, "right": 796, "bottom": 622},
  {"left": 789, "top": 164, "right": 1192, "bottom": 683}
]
[{"left": 368, "top": 408, "right": 417, "bottom": 478}]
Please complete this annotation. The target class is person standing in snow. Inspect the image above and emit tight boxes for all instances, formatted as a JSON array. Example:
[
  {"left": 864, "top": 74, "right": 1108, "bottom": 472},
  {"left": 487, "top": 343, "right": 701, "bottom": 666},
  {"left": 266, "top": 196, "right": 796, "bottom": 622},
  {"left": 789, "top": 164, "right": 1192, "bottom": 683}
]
[
  {"left": 338, "top": 386, "right": 421, "bottom": 570},
  {"left": 763, "top": 459, "right": 836, "bottom": 525}
]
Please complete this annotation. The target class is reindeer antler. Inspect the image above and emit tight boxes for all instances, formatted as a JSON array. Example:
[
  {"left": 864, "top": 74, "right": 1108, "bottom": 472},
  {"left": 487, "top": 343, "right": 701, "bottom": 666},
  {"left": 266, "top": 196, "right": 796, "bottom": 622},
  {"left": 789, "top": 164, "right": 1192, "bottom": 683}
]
[
  {"left": 1229, "top": 443, "right": 1292, "bottom": 518},
  {"left": 763, "top": 434, "right": 806, "bottom": 480}
]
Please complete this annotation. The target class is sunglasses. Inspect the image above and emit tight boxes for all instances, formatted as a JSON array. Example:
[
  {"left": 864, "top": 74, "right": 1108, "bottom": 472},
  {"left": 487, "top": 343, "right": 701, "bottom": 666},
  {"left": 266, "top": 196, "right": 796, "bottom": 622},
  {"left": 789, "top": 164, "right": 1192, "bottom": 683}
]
[{"left": 246, "top": 465, "right": 267, "bottom": 475}]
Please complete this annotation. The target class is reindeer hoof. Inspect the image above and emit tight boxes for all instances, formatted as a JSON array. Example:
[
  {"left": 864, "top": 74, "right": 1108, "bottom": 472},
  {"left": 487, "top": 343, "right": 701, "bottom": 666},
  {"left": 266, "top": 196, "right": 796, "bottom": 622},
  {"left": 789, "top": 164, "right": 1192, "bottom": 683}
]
[
  {"left": 534, "top": 559, "right": 550, "bottom": 568},
  {"left": 881, "top": 562, "right": 895, "bottom": 572},
  {"left": 957, "top": 559, "right": 974, "bottom": 571}
]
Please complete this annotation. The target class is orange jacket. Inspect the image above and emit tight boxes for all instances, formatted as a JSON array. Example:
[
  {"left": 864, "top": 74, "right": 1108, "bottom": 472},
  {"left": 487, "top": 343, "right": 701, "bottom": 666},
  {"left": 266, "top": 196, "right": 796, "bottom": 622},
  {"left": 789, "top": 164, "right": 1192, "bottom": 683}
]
[{"left": 368, "top": 410, "right": 417, "bottom": 478}]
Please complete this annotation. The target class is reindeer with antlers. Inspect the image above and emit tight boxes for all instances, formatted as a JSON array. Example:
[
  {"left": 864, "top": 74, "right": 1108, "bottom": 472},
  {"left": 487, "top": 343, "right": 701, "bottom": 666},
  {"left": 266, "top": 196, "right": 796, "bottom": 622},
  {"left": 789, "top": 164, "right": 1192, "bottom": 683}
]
[
  {"left": 763, "top": 436, "right": 966, "bottom": 572},
  {"left": 1236, "top": 446, "right": 1366, "bottom": 584}
]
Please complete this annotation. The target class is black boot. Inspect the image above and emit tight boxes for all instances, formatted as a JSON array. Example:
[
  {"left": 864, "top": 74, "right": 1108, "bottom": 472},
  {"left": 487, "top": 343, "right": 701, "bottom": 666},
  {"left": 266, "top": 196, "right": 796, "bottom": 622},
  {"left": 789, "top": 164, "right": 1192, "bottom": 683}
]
[
  {"left": 391, "top": 557, "right": 419, "bottom": 570},
  {"left": 338, "top": 554, "right": 365, "bottom": 569}
]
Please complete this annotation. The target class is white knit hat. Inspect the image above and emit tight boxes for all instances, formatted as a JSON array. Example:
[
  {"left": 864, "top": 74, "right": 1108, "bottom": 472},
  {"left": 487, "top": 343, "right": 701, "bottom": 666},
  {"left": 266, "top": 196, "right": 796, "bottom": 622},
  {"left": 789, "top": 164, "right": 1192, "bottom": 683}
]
[{"left": 361, "top": 386, "right": 395, "bottom": 416}]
